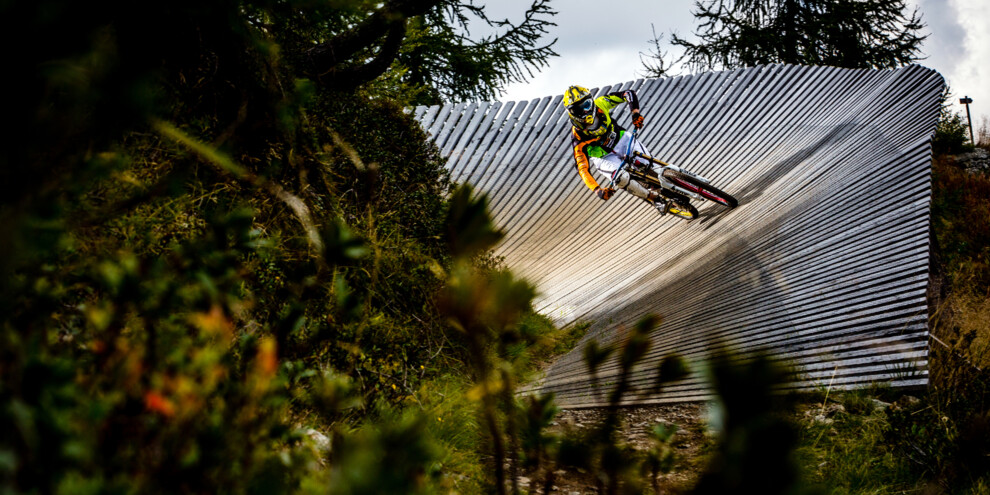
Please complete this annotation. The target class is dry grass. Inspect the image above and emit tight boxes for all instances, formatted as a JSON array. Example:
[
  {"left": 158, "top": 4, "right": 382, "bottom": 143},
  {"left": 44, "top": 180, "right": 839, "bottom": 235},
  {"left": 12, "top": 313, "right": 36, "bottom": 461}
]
[
  {"left": 933, "top": 286, "right": 990, "bottom": 370},
  {"left": 930, "top": 151, "right": 990, "bottom": 372}
]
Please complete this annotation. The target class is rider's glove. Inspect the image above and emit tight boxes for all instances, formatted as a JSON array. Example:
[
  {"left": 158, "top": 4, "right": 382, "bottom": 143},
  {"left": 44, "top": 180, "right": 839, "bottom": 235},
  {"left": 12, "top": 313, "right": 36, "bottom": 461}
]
[
  {"left": 595, "top": 186, "right": 615, "bottom": 201},
  {"left": 631, "top": 111, "right": 645, "bottom": 129}
]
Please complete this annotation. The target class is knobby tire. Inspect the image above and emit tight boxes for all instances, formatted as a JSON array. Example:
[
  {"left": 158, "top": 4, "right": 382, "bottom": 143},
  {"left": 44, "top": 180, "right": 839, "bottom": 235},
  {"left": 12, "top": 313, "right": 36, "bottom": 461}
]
[
  {"left": 668, "top": 201, "right": 698, "bottom": 221},
  {"left": 661, "top": 169, "right": 738, "bottom": 208}
]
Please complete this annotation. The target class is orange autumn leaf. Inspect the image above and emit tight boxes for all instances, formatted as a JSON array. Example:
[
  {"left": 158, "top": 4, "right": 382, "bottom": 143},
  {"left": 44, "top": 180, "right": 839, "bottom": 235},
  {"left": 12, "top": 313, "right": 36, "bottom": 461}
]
[
  {"left": 144, "top": 391, "right": 176, "bottom": 417},
  {"left": 189, "top": 305, "right": 234, "bottom": 338},
  {"left": 255, "top": 337, "right": 278, "bottom": 378}
]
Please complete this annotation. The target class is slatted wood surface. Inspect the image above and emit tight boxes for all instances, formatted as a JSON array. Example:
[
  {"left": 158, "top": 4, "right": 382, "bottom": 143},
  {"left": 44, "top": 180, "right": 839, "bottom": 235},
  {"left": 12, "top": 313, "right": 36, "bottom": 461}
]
[{"left": 415, "top": 64, "right": 943, "bottom": 407}]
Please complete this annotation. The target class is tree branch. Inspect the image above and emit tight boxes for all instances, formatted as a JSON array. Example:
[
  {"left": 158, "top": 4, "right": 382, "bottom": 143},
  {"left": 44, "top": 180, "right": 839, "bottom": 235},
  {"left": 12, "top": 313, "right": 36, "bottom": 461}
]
[
  {"left": 319, "top": 18, "right": 409, "bottom": 92},
  {"left": 305, "top": 0, "right": 439, "bottom": 87}
]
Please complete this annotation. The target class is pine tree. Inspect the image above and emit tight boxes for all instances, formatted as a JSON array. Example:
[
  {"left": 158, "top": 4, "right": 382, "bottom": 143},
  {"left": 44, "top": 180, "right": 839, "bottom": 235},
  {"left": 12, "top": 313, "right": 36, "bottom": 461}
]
[
  {"left": 267, "top": 0, "right": 557, "bottom": 104},
  {"left": 644, "top": 0, "right": 926, "bottom": 76}
]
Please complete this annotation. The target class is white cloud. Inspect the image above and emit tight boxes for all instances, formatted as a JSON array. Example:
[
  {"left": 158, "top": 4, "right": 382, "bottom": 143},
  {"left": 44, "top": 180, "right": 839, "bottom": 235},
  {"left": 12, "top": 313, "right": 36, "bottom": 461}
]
[
  {"left": 492, "top": 0, "right": 695, "bottom": 101},
  {"left": 943, "top": 0, "right": 990, "bottom": 120},
  {"left": 499, "top": 48, "right": 644, "bottom": 101},
  {"left": 913, "top": 0, "right": 964, "bottom": 72}
]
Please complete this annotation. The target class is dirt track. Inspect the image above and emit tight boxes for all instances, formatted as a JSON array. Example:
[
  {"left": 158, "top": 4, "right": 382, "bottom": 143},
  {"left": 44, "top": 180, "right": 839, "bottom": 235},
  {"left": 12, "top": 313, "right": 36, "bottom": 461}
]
[{"left": 519, "top": 403, "right": 711, "bottom": 494}]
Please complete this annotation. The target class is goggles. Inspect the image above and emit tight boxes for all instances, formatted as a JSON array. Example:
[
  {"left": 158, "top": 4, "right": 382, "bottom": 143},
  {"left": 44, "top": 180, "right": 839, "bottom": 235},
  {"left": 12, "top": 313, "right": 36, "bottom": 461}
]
[{"left": 569, "top": 98, "right": 594, "bottom": 117}]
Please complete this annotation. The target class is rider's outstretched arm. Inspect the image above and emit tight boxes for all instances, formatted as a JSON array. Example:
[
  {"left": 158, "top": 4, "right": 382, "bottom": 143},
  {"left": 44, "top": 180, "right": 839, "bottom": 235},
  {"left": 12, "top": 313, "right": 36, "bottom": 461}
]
[
  {"left": 599, "top": 89, "right": 643, "bottom": 128},
  {"left": 598, "top": 89, "right": 640, "bottom": 112},
  {"left": 571, "top": 131, "right": 616, "bottom": 200},
  {"left": 572, "top": 136, "right": 601, "bottom": 191},
  {"left": 620, "top": 90, "right": 643, "bottom": 128},
  {"left": 618, "top": 89, "right": 639, "bottom": 112}
]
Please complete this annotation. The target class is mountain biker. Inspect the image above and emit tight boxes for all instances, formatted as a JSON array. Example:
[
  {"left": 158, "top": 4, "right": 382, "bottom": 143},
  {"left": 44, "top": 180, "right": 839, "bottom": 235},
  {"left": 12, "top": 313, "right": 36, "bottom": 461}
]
[{"left": 563, "top": 85, "right": 671, "bottom": 214}]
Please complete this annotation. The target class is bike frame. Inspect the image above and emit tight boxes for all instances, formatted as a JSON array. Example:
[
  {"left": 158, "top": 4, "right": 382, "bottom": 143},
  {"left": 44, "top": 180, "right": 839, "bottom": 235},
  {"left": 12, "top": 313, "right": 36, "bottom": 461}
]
[
  {"left": 631, "top": 152, "right": 716, "bottom": 203},
  {"left": 606, "top": 128, "right": 715, "bottom": 204}
]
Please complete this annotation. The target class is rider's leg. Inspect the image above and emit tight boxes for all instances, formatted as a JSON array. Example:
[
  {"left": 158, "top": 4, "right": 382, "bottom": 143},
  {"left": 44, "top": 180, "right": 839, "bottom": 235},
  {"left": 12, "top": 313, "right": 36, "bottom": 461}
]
[
  {"left": 589, "top": 155, "right": 653, "bottom": 200},
  {"left": 612, "top": 131, "right": 675, "bottom": 214}
]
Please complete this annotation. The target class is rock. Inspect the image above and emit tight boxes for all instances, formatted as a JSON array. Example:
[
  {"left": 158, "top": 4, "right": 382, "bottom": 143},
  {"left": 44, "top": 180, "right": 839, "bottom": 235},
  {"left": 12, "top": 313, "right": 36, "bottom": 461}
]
[
  {"left": 960, "top": 148, "right": 990, "bottom": 174},
  {"left": 811, "top": 414, "right": 834, "bottom": 425},
  {"left": 304, "top": 428, "right": 331, "bottom": 452},
  {"left": 825, "top": 403, "right": 846, "bottom": 416},
  {"left": 804, "top": 402, "right": 846, "bottom": 420},
  {"left": 870, "top": 399, "right": 891, "bottom": 410},
  {"left": 804, "top": 402, "right": 844, "bottom": 420},
  {"left": 892, "top": 395, "right": 921, "bottom": 411}
]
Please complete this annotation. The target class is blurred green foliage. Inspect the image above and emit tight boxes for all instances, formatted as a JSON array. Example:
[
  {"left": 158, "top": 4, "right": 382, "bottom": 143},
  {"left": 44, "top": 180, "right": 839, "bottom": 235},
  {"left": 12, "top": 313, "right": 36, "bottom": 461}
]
[
  {"left": 692, "top": 352, "right": 806, "bottom": 494},
  {"left": 0, "top": 0, "right": 556, "bottom": 492}
]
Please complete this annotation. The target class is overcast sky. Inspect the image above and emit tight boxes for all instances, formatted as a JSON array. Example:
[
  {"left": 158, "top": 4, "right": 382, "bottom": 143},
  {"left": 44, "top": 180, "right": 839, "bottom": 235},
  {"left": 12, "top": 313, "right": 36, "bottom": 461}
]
[{"left": 478, "top": 0, "right": 988, "bottom": 121}]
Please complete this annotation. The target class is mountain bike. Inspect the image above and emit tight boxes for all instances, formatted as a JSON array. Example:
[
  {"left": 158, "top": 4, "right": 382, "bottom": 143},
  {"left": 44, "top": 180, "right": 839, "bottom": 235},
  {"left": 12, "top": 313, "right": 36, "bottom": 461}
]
[{"left": 609, "top": 129, "right": 737, "bottom": 221}]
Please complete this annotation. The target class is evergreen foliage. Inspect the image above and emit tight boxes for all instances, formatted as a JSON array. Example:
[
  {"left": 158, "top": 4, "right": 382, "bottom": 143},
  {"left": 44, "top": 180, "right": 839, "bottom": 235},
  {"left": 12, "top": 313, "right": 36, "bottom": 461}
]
[
  {"left": 933, "top": 89, "right": 976, "bottom": 156},
  {"left": 259, "top": 0, "right": 557, "bottom": 104},
  {"left": 644, "top": 0, "right": 926, "bottom": 75},
  {"left": 934, "top": 112, "right": 974, "bottom": 156},
  {"left": 397, "top": 0, "right": 558, "bottom": 105},
  {"left": 0, "top": 0, "right": 556, "bottom": 492}
]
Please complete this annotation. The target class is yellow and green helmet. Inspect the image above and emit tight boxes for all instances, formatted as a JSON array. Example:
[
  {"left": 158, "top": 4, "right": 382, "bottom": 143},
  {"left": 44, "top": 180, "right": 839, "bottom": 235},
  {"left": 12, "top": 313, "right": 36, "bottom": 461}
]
[{"left": 563, "top": 85, "right": 596, "bottom": 128}]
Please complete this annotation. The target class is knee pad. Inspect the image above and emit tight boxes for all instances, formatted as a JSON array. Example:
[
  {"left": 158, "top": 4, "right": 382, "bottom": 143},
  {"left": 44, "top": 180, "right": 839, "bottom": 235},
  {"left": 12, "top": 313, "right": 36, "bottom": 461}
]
[{"left": 611, "top": 170, "right": 631, "bottom": 189}]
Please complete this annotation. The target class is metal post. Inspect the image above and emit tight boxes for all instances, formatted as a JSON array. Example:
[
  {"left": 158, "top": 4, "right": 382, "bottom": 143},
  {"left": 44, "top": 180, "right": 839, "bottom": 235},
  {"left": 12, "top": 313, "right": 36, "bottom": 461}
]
[{"left": 960, "top": 96, "right": 974, "bottom": 145}]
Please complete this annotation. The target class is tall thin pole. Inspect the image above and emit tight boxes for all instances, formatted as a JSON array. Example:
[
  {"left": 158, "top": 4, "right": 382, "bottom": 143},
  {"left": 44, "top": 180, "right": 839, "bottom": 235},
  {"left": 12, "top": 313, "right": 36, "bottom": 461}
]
[{"left": 960, "top": 96, "right": 974, "bottom": 145}]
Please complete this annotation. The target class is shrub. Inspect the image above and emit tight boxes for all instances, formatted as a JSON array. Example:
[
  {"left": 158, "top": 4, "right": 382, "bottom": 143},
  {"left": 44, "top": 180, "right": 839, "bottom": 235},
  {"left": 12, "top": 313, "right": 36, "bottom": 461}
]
[{"left": 933, "top": 112, "right": 974, "bottom": 155}]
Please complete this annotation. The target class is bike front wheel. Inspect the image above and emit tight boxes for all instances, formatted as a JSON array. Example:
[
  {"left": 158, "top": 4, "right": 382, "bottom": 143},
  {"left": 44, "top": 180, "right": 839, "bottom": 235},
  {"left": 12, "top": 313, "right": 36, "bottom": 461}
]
[
  {"left": 667, "top": 200, "right": 698, "bottom": 221},
  {"left": 662, "top": 169, "right": 738, "bottom": 208}
]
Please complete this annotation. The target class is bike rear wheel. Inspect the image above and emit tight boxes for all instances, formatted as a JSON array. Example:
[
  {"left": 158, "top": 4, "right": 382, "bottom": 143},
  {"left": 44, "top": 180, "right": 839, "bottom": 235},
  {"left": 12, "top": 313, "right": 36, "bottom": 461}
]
[{"left": 661, "top": 169, "right": 738, "bottom": 208}]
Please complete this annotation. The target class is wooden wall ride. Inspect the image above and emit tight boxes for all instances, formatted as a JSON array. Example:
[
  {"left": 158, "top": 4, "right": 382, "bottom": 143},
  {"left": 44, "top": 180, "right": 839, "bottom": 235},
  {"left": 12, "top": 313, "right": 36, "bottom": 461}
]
[{"left": 415, "top": 64, "right": 943, "bottom": 407}]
